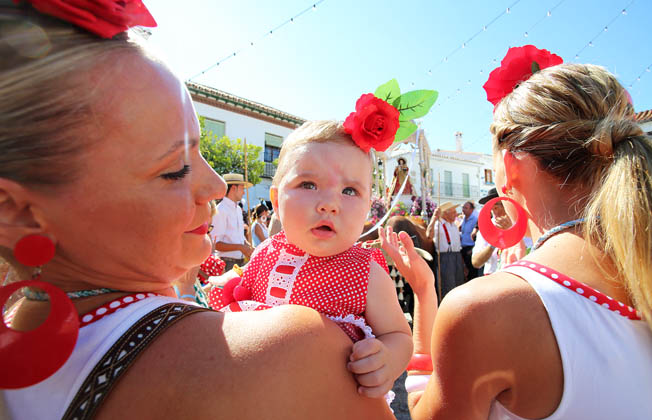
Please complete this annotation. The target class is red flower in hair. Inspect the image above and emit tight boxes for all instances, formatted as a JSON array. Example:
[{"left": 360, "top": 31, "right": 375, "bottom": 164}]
[
  {"left": 16, "top": 0, "right": 157, "bottom": 39},
  {"left": 343, "top": 93, "right": 400, "bottom": 153},
  {"left": 483, "top": 45, "right": 563, "bottom": 106}
]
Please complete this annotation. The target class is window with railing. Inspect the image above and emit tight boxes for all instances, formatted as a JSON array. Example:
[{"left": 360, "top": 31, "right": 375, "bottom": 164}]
[
  {"left": 462, "top": 173, "right": 470, "bottom": 197},
  {"left": 444, "top": 171, "right": 453, "bottom": 196},
  {"left": 263, "top": 133, "right": 283, "bottom": 178}
]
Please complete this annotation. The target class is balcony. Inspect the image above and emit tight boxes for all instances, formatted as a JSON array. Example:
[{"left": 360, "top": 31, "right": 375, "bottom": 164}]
[
  {"left": 263, "top": 162, "right": 277, "bottom": 178},
  {"left": 432, "top": 182, "right": 479, "bottom": 199}
]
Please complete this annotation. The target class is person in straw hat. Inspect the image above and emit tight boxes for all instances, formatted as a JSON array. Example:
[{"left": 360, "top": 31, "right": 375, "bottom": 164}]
[
  {"left": 211, "top": 173, "right": 254, "bottom": 271},
  {"left": 426, "top": 202, "right": 465, "bottom": 299}
]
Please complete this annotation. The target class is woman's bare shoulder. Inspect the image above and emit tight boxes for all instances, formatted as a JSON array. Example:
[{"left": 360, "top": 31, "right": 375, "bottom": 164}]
[
  {"left": 417, "top": 272, "right": 562, "bottom": 419},
  {"left": 98, "top": 305, "right": 394, "bottom": 420}
]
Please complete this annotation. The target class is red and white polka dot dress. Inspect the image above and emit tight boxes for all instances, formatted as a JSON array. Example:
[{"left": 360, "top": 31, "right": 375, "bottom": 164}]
[{"left": 212, "top": 231, "right": 388, "bottom": 342}]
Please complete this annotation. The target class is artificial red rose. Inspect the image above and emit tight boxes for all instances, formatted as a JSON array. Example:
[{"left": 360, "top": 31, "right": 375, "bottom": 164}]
[
  {"left": 343, "top": 93, "right": 400, "bottom": 153},
  {"left": 17, "top": 0, "right": 157, "bottom": 39},
  {"left": 483, "top": 45, "right": 563, "bottom": 106}
]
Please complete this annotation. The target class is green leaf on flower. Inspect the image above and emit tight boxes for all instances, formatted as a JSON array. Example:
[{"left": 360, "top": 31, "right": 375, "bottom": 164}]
[
  {"left": 531, "top": 60, "right": 540, "bottom": 74},
  {"left": 374, "top": 79, "right": 401, "bottom": 104},
  {"left": 394, "top": 120, "right": 418, "bottom": 142},
  {"left": 391, "top": 90, "right": 438, "bottom": 120}
]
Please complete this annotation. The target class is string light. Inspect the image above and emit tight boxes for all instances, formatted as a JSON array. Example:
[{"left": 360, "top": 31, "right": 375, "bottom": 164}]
[
  {"left": 574, "top": 0, "right": 633, "bottom": 60},
  {"left": 435, "top": 0, "right": 630, "bottom": 110},
  {"left": 189, "top": 0, "right": 326, "bottom": 80}
]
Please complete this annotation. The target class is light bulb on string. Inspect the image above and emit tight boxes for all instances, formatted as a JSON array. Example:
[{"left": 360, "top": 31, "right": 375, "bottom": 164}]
[
  {"left": 646, "top": 67, "right": 651, "bottom": 72},
  {"left": 575, "top": 54, "right": 579, "bottom": 60},
  {"left": 483, "top": 25, "right": 487, "bottom": 31},
  {"left": 506, "top": 7, "right": 510, "bottom": 13},
  {"left": 250, "top": 42, "right": 254, "bottom": 46},
  {"left": 621, "top": 9, "right": 627, "bottom": 15},
  {"left": 547, "top": 10, "right": 551, "bottom": 17},
  {"left": 290, "top": 18, "right": 294, "bottom": 23},
  {"left": 313, "top": 4, "right": 317, "bottom": 10},
  {"left": 444, "top": 57, "right": 448, "bottom": 62},
  {"left": 524, "top": 32, "right": 528, "bottom": 37},
  {"left": 428, "top": 69, "right": 432, "bottom": 76},
  {"left": 588, "top": 41, "right": 593, "bottom": 47},
  {"left": 467, "top": 79, "right": 471, "bottom": 85},
  {"left": 462, "top": 42, "right": 466, "bottom": 48},
  {"left": 604, "top": 26, "right": 608, "bottom": 31}
]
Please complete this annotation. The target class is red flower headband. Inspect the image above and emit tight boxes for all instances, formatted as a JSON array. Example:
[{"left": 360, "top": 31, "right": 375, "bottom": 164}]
[
  {"left": 344, "top": 79, "right": 438, "bottom": 153},
  {"left": 14, "top": 0, "right": 157, "bottom": 39},
  {"left": 483, "top": 45, "right": 563, "bottom": 107}
]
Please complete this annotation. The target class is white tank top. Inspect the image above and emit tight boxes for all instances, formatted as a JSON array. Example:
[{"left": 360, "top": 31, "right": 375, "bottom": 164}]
[
  {"left": 488, "top": 263, "right": 652, "bottom": 420},
  {"left": 2, "top": 296, "right": 189, "bottom": 420}
]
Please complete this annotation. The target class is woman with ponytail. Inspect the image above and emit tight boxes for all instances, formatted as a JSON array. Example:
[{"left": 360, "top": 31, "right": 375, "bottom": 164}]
[{"left": 382, "top": 46, "right": 652, "bottom": 419}]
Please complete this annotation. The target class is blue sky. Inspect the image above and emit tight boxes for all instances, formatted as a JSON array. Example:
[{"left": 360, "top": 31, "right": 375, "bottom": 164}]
[{"left": 145, "top": 0, "right": 652, "bottom": 154}]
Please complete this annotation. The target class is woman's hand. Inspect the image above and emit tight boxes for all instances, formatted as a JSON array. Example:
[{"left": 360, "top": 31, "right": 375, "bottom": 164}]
[{"left": 379, "top": 226, "right": 434, "bottom": 296}]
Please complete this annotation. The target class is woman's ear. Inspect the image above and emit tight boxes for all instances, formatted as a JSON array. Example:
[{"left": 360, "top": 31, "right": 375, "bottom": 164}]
[
  {"left": 0, "top": 178, "right": 52, "bottom": 249},
  {"left": 502, "top": 150, "right": 520, "bottom": 190}
]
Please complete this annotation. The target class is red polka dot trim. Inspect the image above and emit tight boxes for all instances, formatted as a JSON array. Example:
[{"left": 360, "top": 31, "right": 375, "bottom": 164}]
[
  {"left": 79, "top": 292, "right": 161, "bottom": 327},
  {"left": 506, "top": 261, "right": 641, "bottom": 320}
]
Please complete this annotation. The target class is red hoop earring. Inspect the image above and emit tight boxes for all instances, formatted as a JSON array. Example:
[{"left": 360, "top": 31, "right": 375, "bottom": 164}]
[
  {"left": 0, "top": 234, "right": 79, "bottom": 389},
  {"left": 0, "top": 280, "right": 79, "bottom": 389},
  {"left": 478, "top": 197, "right": 528, "bottom": 249}
]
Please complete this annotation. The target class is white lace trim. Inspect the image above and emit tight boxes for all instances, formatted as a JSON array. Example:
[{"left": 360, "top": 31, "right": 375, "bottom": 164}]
[
  {"left": 264, "top": 244, "right": 309, "bottom": 306},
  {"left": 326, "top": 314, "right": 375, "bottom": 339}
]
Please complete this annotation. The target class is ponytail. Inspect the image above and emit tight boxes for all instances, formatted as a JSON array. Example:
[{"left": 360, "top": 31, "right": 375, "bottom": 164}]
[{"left": 585, "top": 134, "right": 652, "bottom": 330}]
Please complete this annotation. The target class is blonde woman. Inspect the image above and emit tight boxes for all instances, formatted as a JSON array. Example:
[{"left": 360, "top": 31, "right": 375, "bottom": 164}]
[{"left": 382, "top": 51, "right": 652, "bottom": 419}]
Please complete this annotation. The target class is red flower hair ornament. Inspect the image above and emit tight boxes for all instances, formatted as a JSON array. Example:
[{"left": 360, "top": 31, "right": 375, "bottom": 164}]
[
  {"left": 344, "top": 80, "right": 438, "bottom": 153},
  {"left": 483, "top": 45, "right": 563, "bottom": 107},
  {"left": 13, "top": 0, "right": 157, "bottom": 39},
  {"left": 343, "top": 93, "right": 400, "bottom": 153}
]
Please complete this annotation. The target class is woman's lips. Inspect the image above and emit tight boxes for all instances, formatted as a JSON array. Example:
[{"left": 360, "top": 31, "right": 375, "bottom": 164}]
[{"left": 186, "top": 222, "right": 209, "bottom": 235}]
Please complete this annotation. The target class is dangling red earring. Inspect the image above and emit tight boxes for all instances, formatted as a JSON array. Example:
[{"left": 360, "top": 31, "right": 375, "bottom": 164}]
[
  {"left": 478, "top": 197, "right": 528, "bottom": 249},
  {"left": 0, "top": 235, "right": 79, "bottom": 389}
]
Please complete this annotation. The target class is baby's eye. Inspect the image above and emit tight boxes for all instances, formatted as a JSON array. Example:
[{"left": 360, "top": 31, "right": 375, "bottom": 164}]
[
  {"left": 342, "top": 187, "right": 358, "bottom": 196},
  {"left": 299, "top": 181, "right": 316, "bottom": 190}
]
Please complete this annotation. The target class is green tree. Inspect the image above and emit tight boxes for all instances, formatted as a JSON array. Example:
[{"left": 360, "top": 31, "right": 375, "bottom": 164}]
[{"left": 199, "top": 116, "right": 265, "bottom": 185}]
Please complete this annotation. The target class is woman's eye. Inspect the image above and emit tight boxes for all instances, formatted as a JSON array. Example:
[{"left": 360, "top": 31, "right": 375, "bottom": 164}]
[
  {"left": 342, "top": 187, "right": 358, "bottom": 196},
  {"left": 299, "top": 181, "right": 316, "bottom": 190},
  {"left": 162, "top": 165, "right": 191, "bottom": 180}
]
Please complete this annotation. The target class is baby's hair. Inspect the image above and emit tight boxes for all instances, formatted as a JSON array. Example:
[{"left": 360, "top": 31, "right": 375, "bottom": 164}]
[{"left": 272, "top": 120, "right": 372, "bottom": 186}]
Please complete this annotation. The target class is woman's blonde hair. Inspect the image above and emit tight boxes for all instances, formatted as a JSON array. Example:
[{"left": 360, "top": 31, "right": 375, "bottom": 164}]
[
  {"left": 0, "top": 5, "right": 148, "bottom": 188},
  {"left": 491, "top": 63, "right": 652, "bottom": 330},
  {"left": 272, "top": 120, "right": 371, "bottom": 186},
  {"left": 0, "top": 5, "right": 149, "bottom": 265}
]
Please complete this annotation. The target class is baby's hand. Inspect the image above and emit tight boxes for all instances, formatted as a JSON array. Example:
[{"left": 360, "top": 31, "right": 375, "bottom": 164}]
[{"left": 347, "top": 337, "right": 394, "bottom": 398}]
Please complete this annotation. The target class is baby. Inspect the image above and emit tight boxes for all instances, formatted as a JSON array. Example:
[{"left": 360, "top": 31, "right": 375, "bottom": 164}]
[{"left": 210, "top": 120, "right": 412, "bottom": 398}]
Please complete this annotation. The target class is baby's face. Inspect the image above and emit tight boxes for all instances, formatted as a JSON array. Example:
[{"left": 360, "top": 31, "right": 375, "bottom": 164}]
[{"left": 273, "top": 141, "right": 371, "bottom": 257}]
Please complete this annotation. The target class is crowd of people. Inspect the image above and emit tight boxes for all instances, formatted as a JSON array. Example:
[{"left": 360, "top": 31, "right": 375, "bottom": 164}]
[{"left": 1, "top": 2, "right": 651, "bottom": 420}]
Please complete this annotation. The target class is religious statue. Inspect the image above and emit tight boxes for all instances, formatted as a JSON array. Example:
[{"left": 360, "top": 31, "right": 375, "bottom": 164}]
[{"left": 390, "top": 157, "right": 415, "bottom": 197}]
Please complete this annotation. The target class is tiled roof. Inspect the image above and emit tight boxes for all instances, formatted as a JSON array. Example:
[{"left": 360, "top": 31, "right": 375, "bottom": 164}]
[
  {"left": 186, "top": 82, "right": 306, "bottom": 127},
  {"left": 635, "top": 109, "right": 652, "bottom": 123}
]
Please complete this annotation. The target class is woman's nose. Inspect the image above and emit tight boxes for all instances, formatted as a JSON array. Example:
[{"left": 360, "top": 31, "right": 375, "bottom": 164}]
[{"left": 197, "top": 158, "right": 226, "bottom": 202}]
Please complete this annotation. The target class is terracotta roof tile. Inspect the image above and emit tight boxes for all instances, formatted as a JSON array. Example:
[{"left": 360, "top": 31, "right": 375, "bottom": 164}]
[
  {"left": 186, "top": 82, "right": 306, "bottom": 127},
  {"left": 635, "top": 109, "right": 652, "bottom": 123}
]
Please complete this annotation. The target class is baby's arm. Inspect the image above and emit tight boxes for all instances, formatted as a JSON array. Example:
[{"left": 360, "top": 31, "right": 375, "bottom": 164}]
[{"left": 347, "top": 260, "right": 413, "bottom": 398}]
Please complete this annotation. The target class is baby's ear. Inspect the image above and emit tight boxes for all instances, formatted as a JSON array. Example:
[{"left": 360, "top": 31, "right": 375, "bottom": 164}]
[{"left": 269, "top": 187, "right": 279, "bottom": 212}]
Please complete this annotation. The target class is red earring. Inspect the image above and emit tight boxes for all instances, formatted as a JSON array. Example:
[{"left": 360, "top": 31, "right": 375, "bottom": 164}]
[
  {"left": 478, "top": 197, "right": 528, "bottom": 249},
  {"left": 0, "top": 235, "right": 79, "bottom": 389},
  {"left": 501, "top": 185, "right": 509, "bottom": 195}
]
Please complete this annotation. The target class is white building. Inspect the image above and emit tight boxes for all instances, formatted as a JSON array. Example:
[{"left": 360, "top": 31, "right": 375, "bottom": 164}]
[
  {"left": 385, "top": 131, "right": 495, "bottom": 208},
  {"left": 187, "top": 82, "right": 305, "bottom": 206}
]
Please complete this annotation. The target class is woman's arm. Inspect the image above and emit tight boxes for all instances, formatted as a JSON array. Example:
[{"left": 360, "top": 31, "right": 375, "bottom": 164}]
[
  {"left": 98, "top": 306, "right": 394, "bottom": 420},
  {"left": 379, "top": 227, "right": 437, "bottom": 354},
  {"left": 349, "top": 261, "right": 413, "bottom": 398},
  {"left": 254, "top": 223, "right": 266, "bottom": 243}
]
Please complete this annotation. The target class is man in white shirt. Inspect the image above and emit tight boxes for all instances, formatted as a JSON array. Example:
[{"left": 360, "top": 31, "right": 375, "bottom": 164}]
[
  {"left": 210, "top": 173, "right": 254, "bottom": 271},
  {"left": 426, "top": 201, "right": 465, "bottom": 299}
]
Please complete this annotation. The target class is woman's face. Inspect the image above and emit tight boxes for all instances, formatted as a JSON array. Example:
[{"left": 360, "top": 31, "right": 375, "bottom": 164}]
[{"left": 37, "top": 55, "right": 225, "bottom": 287}]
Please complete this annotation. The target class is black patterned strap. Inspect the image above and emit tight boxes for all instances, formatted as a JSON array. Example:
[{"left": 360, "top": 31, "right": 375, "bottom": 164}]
[{"left": 62, "top": 303, "right": 210, "bottom": 420}]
